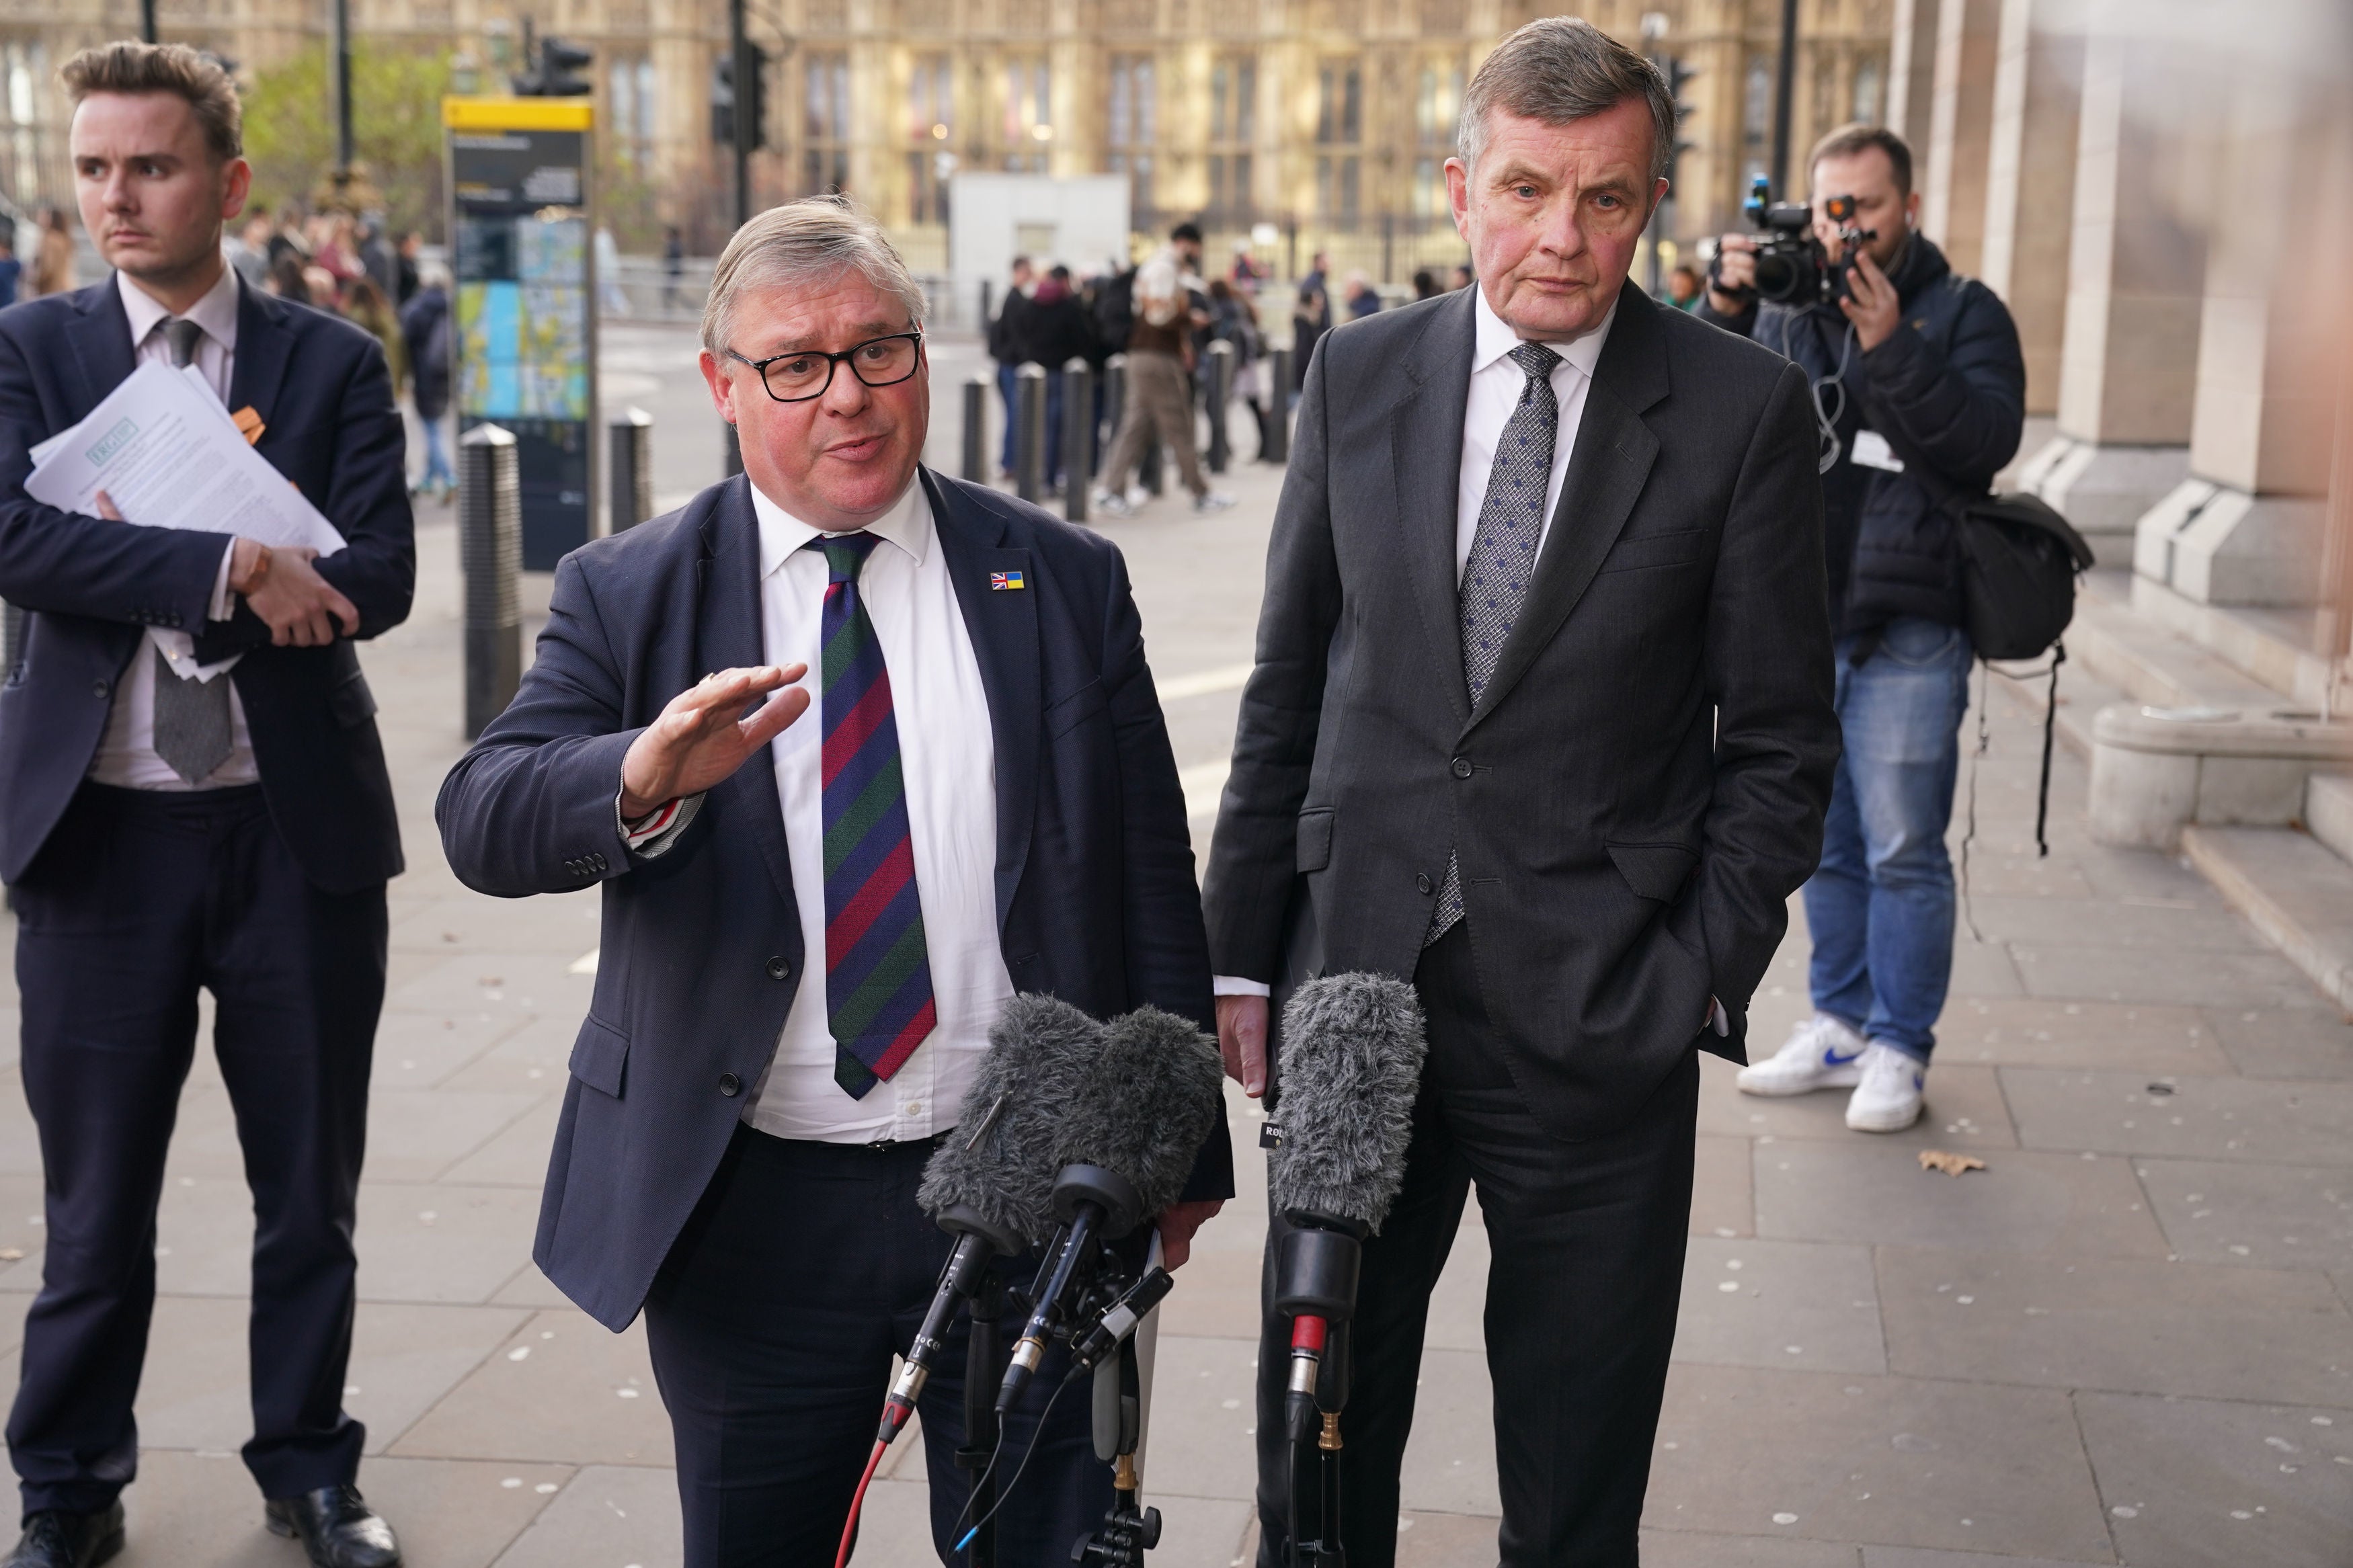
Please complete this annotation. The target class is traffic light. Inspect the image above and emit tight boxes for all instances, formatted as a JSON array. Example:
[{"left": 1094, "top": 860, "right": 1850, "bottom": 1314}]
[
  {"left": 710, "top": 46, "right": 770, "bottom": 149},
  {"left": 515, "top": 36, "right": 593, "bottom": 97},
  {"left": 1662, "top": 54, "right": 1699, "bottom": 192}
]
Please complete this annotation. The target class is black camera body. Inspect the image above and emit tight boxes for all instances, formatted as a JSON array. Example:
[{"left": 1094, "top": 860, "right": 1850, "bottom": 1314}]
[{"left": 1725, "top": 177, "right": 1877, "bottom": 308}]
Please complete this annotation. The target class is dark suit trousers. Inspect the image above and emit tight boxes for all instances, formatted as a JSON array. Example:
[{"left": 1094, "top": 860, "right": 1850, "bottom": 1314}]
[
  {"left": 643, "top": 1123, "right": 1112, "bottom": 1568},
  {"left": 1254, "top": 924, "right": 1699, "bottom": 1568},
  {"left": 7, "top": 784, "right": 385, "bottom": 1512}
]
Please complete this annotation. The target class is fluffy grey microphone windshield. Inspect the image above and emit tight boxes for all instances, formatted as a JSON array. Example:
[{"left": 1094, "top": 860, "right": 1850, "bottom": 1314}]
[
  {"left": 1269, "top": 973, "right": 1427, "bottom": 1232},
  {"left": 1055, "top": 1005, "right": 1225, "bottom": 1221},
  {"left": 916, "top": 993, "right": 1105, "bottom": 1247}
]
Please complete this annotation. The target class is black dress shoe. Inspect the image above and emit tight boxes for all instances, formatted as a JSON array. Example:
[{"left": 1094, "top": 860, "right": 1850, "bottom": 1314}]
[
  {"left": 0, "top": 1502, "right": 124, "bottom": 1568},
  {"left": 264, "top": 1486, "right": 401, "bottom": 1568}
]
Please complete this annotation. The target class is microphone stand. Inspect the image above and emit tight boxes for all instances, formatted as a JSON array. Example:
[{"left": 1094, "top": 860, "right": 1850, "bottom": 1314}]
[
  {"left": 1275, "top": 1214, "right": 1364, "bottom": 1568},
  {"left": 957, "top": 1267, "right": 1007, "bottom": 1568}
]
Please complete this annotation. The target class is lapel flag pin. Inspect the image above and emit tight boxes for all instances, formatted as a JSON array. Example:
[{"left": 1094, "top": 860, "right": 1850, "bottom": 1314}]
[{"left": 990, "top": 571, "right": 1026, "bottom": 591}]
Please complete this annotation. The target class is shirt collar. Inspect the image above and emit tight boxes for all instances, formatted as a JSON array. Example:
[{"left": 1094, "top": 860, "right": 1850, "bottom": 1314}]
[
  {"left": 116, "top": 262, "right": 241, "bottom": 355},
  {"left": 751, "top": 468, "right": 932, "bottom": 580},
  {"left": 1470, "top": 280, "right": 1617, "bottom": 383}
]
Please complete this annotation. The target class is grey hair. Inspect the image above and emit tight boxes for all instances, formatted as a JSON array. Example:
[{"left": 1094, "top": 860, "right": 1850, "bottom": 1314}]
[
  {"left": 700, "top": 194, "right": 927, "bottom": 355},
  {"left": 1457, "top": 17, "right": 1677, "bottom": 185}
]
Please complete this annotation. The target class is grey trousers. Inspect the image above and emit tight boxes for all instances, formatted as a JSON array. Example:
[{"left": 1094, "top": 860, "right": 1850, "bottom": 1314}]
[{"left": 1101, "top": 347, "right": 1207, "bottom": 500}]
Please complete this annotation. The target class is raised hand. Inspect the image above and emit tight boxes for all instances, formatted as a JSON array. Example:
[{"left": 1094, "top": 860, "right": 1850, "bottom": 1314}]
[{"left": 619, "top": 664, "right": 811, "bottom": 818}]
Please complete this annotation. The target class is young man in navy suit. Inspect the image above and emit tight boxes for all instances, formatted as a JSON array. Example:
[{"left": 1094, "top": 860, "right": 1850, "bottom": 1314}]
[
  {"left": 0, "top": 43, "right": 413, "bottom": 1568},
  {"left": 437, "top": 197, "right": 1231, "bottom": 1568}
]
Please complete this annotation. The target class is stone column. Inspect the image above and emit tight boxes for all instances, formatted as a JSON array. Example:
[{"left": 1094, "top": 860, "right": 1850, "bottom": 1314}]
[
  {"left": 2027, "top": 13, "right": 2217, "bottom": 550},
  {"left": 1978, "top": 0, "right": 2082, "bottom": 416},
  {"left": 1921, "top": 0, "right": 2000, "bottom": 276},
  {"left": 2136, "top": 69, "right": 2342, "bottom": 609},
  {"left": 1884, "top": 0, "right": 1942, "bottom": 152}
]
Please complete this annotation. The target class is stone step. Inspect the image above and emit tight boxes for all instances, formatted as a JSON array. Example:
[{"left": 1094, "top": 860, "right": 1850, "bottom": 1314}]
[
  {"left": 2180, "top": 823, "right": 2353, "bottom": 1014},
  {"left": 2125, "top": 571, "right": 2337, "bottom": 709},
  {"left": 2067, "top": 572, "right": 2286, "bottom": 712},
  {"left": 2309, "top": 772, "right": 2353, "bottom": 866}
]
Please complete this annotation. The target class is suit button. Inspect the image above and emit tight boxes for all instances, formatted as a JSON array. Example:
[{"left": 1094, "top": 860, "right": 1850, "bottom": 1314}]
[
  {"left": 718, "top": 1073, "right": 742, "bottom": 1097},
  {"left": 1451, "top": 757, "right": 1473, "bottom": 779},
  {"left": 591, "top": 853, "right": 608, "bottom": 872},
  {"left": 1415, "top": 873, "right": 1434, "bottom": 895},
  {"left": 765, "top": 956, "right": 790, "bottom": 981},
  {"left": 92, "top": 680, "right": 109, "bottom": 699}
]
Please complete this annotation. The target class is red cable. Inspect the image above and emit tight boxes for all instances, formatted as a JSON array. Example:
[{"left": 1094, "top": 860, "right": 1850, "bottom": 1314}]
[{"left": 834, "top": 1438, "right": 889, "bottom": 1568}]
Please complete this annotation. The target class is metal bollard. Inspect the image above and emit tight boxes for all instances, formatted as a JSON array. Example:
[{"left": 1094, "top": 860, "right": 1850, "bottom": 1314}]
[
  {"left": 1204, "top": 340, "right": 1234, "bottom": 474},
  {"left": 1062, "top": 358, "right": 1093, "bottom": 524},
  {"left": 1264, "top": 346, "right": 1292, "bottom": 464},
  {"left": 458, "top": 424, "right": 522, "bottom": 740},
  {"left": 963, "top": 374, "right": 990, "bottom": 483},
  {"left": 1103, "top": 353, "right": 1127, "bottom": 446},
  {"left": 608, "top": 407, "right": 653, "bottom": 534},
  {"left": 1016, "top": 364, "right": 1048, "bottom": 503}
]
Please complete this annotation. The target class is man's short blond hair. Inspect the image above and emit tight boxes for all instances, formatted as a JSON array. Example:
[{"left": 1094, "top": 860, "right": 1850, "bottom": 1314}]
[
  {"left": 61, "top": 42, "right": 242, "bottom": 164},
  {"left": 701, "top": 196, "right": 927, "bottom": 355}
]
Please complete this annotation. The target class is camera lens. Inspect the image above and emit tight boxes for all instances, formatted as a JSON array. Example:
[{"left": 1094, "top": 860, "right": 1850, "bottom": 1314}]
[{"left": 1753, "top": 251, "right": 1805, "bottom": 304}]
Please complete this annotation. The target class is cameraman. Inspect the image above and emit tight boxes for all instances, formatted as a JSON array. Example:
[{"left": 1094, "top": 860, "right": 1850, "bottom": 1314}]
[{"left": 1700, "top": 124, "right": 2024, "bottom": 1133}]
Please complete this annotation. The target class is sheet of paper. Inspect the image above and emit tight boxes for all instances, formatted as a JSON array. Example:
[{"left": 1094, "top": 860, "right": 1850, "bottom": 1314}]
[{"left": 24, "top": 360, "right": 344, "bottom": 554}]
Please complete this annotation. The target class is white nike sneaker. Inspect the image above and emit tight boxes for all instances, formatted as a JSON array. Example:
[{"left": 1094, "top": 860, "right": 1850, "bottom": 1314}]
[
  {"left": 1735, "top": 1014, "right": 1869, "bottom": 1096},
  {"left": 1845, "top": 1042, "right": 1927, "bottom": 1132}
]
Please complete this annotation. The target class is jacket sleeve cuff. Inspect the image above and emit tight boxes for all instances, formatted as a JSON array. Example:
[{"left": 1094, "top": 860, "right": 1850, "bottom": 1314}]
[{"left": 1212, "top": 975, "right": 1272, "bottom": 999}]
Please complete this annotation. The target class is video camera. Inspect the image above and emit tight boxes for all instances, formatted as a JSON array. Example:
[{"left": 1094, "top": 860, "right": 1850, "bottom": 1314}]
[{"left": 1720, "top": 176, "right": 1877, "bottom": 307}]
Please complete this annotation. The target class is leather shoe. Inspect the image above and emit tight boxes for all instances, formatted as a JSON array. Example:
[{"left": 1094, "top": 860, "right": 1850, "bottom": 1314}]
[
  {"left": 264, "top": 1486, "right": 401, "bottom": 1568},
  {"left": 0, "top": 1502, "right": 124, "bottom": 1568}
]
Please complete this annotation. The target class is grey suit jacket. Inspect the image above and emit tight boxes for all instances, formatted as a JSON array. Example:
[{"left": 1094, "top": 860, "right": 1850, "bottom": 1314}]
[{"left": 1202, "top": 284, "right": 1839, "bottom": 1141}]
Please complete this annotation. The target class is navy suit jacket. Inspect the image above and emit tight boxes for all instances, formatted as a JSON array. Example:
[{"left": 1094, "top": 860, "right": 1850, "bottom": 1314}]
[
  {"left": 436, "top": 469, "right": 1233, "bottom": 1331},
  {"left": 0, "top": 276, "right": 415, "bottom": 893}
]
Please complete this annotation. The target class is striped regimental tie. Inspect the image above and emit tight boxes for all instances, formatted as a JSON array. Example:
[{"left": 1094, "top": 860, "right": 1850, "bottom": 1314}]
[{"left": 805, "top": 532, "right": 939, "bottom": 1098}]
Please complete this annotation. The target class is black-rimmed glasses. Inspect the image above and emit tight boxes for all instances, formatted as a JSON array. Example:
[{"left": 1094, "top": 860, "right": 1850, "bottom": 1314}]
[{"left": 727, "top": 331, "right": 924, "bottom": 403}]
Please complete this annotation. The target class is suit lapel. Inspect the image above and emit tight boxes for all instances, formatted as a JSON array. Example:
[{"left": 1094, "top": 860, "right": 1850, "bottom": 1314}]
[
  {"left": 1465, "top": 288, "right": 1669, "bottom": 731},
  {"left": 1390, "top": 288, "right": 1478, "bottom": 723},
  {"left": 62, "top": 280, "right": 136, "bottom": 421},
  {"left": 925, "top": 469, "right": 1039, "bottom": 935},
  {"left": 227, "top": 278, "right": 294, "bottom": 432},
  {"left": 691, "top": 476, "right": 799, "bottom": 913}
]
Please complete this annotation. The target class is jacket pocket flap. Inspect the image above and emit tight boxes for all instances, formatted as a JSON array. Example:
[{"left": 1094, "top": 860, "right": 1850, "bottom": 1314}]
[
  {"left": 1296, "top": 808, "right": 1335, "bottom": 872},
  {"left": 1045, "top": 678, "right": 1107, "bottom": 738},
  {"left": 1606, "top": 840, "right": 1698, "bottom": 902},
  {"left": 1597, "top": 529, "right": 1708, "bottom": 575},
  {"left": 569, "top": 1015, "right": 630, "bottom": 1098},
  {"left": 329, "top": 671, "right": 379, "bottom": 728}
]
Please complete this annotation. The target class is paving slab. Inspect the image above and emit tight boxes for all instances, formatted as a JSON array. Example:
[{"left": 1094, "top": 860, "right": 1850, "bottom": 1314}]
[
  {"left": 1702, "top": 1060, "right": 2018, "bottom": 1151},
  {"left": 2001, "top": 1067, "right": 2353, "bottom": 1163},
  {"left": 439, "top": 1096, "right": 565, "bottom": 1187},
  {"left": 1753, "top": 1141, "right": 2170, "bottom": 1259},
  {"left": 1876, "top": 1246, "right": 2353, "bottom": 1405},
  {"left": 383, "top": 950, "right": 596, "bottom": 1026},
  {"left": 438, "top": 1012, "right": 594, "bottom": 1093},
  {"left": 1952, "top": 894, "right": 2266, "bottom": 952},
  {"left": 1132, "top": 1331, "right": 1261, "bottom": 1503},
  {"left": 1397, "top": 1346, "right": 1502, "bottom": 1517},
  {"left": 372, "top": 1007, "right": 530, "bottom": 1090},
  {"left": 2073, "top": 1390, "right": 2353, "bottom": 1568},
  {"left": 1862, "top": 1551, "right": 2104, "bottom": 1568},
  {"left": 1691, "top": 1134, "right": 1755, "bottom": 1237},
  {"left": 1675, "top": 1238, "right": 1886, "bottom": 1376},
  {"left": 355, "top": 1182, "right": 547, "bottom": 1305},
  {"left": 389, "top": 1308, "right": 672, "bottom": 1466},
  {"left": 2007, "top": 941, "right": 2323, "bottom": 1007},
  {"left": 364, "top": 1087, "right": 545, "bottom": 1183},
  {"left": 1642, "top": 1529, "right": 1863, "bottom": 1565},
  {"left": 2200, "top": 1003, "right": 2353, "bottom": 1081},
  {"left": 1644, "top": 1365, "right": 2114, "bottom": 1561},
  {"left": 107, "top": 1448, "right": 570, "bottom": 1568},
  {"left": 2134, "top": 1157, "right": 2353, "bottom": 1272},
  {"left": 1933, "top": 998, "right": 2226, "bottom": 1076},
  {"left": 485, "top": 1462, "right": 679, "bottom": 1568},
  {"left": 389, "top": 892, "right": 603, "bottom": 956}
]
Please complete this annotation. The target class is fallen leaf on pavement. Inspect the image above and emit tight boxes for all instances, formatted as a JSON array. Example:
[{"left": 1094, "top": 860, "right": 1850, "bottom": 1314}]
[{"left": 1919, "top": 1149, "right": 1987, "bottom": 1176}]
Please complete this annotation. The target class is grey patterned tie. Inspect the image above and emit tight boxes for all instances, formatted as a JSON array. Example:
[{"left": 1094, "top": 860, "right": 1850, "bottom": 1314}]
[
  {"left": 1427, "top": 340, "right": 1562, "bottom": 947},
  {"left": 149, "top": 315, "right": 235, "bottom": 786}
]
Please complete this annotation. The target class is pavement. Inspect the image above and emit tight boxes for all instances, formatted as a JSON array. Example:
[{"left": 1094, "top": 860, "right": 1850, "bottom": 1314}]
[{"left": 0, "top": 320, "right": 2348, "bottom": 1567}]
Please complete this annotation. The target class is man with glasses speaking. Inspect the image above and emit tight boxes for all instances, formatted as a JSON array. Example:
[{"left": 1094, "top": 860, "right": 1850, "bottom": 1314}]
[{"left": 437, "top": 196, "right": 1230, "bottom": 1567}]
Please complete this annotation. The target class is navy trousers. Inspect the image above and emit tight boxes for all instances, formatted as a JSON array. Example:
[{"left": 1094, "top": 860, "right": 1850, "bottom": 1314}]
[
  {"left": 7, "top": 783, "right": 385, "bottom": 1512},
  {"left": 643, "top": 1123, "right": 1115, "bottom": 1567},
  {"left": 1254, "top": 923, "right": 1699, "bottom": 1568}
]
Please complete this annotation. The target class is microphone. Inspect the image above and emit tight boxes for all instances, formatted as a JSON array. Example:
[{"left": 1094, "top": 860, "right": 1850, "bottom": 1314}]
[
  {"left": 996, "top": 1004, "right": 1223, "bottom": 1413},
  {"left": 1265, "top": 973, "right": 1426, "bottom": 1440},
  {"left": 879, "top": 995, "right": 1101, "bottom": 1444}
]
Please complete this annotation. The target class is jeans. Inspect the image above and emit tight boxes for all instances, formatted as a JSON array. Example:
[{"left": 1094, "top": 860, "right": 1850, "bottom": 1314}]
[
  {"left": 1802, "top": 616, "right": 1973, "bottom": 1063},
  {"left": 417, "top": 414, "right": 453, "bottom": 493},
  {"left": 996, "top": 361, "right": 1020, "bottom": 472}
]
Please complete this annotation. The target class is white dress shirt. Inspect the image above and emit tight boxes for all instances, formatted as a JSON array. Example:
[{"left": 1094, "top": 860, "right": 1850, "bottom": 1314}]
[
  {"left": 733, "top": 476, "right": 1012, "bottom": 1143},
  {"left": 87, "top": 265, "right": 255, "bottom": 790},
  {"left": 1211, "top": 286, "right": 1616, "bottom": 1003}
]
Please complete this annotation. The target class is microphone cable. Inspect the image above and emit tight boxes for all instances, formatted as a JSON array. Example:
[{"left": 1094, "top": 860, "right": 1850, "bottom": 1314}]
[
  {"left": 952, "top": 1373, "right": 1074, "bottom": 1557},
  {"left": 832, "top": 1437, "right": 890, "bottom": 1568}
]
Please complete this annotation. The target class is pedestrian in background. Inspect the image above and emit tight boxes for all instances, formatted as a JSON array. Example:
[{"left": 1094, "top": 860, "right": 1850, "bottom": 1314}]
[
  {"left": 988, "top": 253, "right": 1035, "bottom": 481},
  {"left": 1012, "top": 262, "right": 1093, "bottom": 492},
  {"left": 1290, "top": 283, "right": 1325, "bottom": 393},
  {"left": 0, "top": 41, "right": 415, "bottom": 1568},
  {"left": 1300, "top": 249, "right": 1333, "bottom": 331},
  {"left": 1205, "top": 277, "right": 1267, "bottom": 459},
  {"left": 1450, "top": 263, "right": 1474, "bottom": 291},
  {"left": 27, "top": 209, "right": 73, "bottom": 297},
  {"left": 0, "top": 228, "right": 18, "bottom": 308},
  {"left": 1705, "top": 122, "right": 2026, "bottom": 1133},
  {"left": 662, "top": 224, "right": 685, "bottom": 311},
  {"left": 266, "top": 248, "right": 311, "bottom": 304},
  {"left": 227, "top": 212, "right": 272, "bottom": 289},
  {"left": 393, "top": 231, "right": 420, "bottom": 305},
  {"left": 343, "top": 274, "right": 404, "bottom": 393},
  {"left": 401, "top": 262, "right": 455, "bottom": 500},
  {"left": 1094, "top": 239, "right": 1234, "bottom": 517},
  {"left": 1410, "top": 267, "right": 1443, "bottom": 301},
  {"left": 1667, "top": 263, "right": 1702, "bottom": 310},
  {"left": 1343, "top": 270, "right": 1382, "bottom": 319}
]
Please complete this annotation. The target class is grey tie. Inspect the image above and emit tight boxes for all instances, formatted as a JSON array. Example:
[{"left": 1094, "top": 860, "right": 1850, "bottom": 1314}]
[
  {"left": 1427, "top": 340, "right": 1562, "bottom": 947},
  {"left": 148, "top": 315, "right": 235, "bottom": 785}
]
